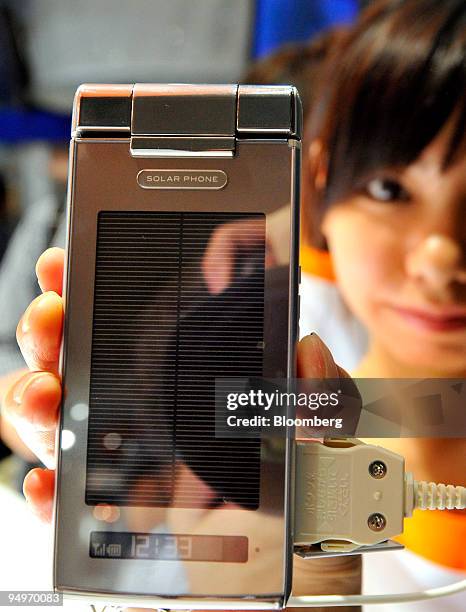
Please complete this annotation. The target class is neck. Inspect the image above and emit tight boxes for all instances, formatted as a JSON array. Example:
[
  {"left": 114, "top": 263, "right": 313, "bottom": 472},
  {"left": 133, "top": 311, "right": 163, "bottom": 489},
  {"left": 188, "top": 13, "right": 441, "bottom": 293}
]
[{"left": 353, "top": 341, "right": 466, "bottom": 378}]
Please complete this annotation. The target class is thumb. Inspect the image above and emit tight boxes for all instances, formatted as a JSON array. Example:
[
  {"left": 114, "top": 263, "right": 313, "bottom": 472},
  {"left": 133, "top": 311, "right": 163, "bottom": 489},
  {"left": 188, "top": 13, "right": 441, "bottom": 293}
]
[
  {"left": 297, "top": 334, "right": 361, "bottom": 438},
  {"left": 297, "top": 333, "right": 350, "bottom": 379}
]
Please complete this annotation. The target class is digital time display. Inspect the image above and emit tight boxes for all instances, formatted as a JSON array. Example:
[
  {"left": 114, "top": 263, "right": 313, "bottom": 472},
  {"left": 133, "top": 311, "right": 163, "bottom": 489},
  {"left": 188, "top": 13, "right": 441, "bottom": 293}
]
[{"left": 90, "top": 531, "right": 248, "bottom": 563}]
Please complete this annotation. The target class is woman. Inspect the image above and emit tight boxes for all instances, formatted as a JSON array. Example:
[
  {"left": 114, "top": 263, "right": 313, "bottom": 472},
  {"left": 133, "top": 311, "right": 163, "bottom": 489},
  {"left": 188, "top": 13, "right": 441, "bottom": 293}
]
[
  {"left": 300, "top": 0, "right": 466, "bottom": 577},
  {"left": 202, "top": 0, "right": 466, "bottom": 583},
  {"left": 2, "top": 0, "right": 465, "bottom": 605}
]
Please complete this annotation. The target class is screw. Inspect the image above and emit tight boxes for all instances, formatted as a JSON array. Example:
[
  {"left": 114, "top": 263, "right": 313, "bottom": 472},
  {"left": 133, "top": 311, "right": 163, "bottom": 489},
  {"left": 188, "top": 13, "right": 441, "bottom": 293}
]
[
  {"left": 369, "top": 460, "right": 387, "bottom": 479},
  {"left": 368, "top": 513, "right": 386, "bottom": 531}
]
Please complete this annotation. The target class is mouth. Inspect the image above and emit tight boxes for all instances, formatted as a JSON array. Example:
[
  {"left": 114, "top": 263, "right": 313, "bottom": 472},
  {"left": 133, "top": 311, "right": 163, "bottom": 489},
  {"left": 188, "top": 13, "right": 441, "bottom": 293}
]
[{"left": 388, "top": 304, "right": 466, "bottom": 333}]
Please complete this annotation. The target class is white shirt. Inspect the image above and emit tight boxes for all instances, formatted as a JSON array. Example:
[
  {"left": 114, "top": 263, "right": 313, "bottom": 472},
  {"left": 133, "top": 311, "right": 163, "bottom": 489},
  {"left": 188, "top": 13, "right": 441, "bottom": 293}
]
[
  {"left": 299, "top": 272, "right": 466, "bottom": 610},
  {"left": 299, "top": 271, "right": 367, "bottom": 371}
]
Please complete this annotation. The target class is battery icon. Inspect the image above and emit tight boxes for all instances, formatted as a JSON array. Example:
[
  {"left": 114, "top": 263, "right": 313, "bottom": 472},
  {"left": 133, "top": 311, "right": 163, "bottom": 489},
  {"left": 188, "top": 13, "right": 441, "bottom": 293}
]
[{"left": 107, "top": 544, "right": 122, "bottom": 558}]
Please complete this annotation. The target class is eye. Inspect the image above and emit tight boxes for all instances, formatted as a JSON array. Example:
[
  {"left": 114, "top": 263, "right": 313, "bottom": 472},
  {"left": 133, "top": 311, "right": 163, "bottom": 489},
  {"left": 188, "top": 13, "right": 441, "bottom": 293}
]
[{"left": 365, "top": 177, "right": 410, "bottom": 203}]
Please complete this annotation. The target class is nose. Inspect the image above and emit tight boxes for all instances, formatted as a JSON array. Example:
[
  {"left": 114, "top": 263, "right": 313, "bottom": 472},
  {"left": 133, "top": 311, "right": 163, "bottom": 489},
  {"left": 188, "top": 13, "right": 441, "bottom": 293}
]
[{"left": 406, "top": 234, "right": 466, "bottom": 294}]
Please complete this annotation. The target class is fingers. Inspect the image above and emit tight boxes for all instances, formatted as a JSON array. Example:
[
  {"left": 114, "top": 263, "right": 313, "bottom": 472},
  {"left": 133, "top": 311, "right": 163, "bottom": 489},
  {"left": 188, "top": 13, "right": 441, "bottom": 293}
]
[
  {"left": 35, "top": 247, "right": 65, "bottom": 296},
  {"left": 7, "top": 248, "right": 65, "bottom": 511},
  {"left": 16, "top": 291, "right": 63, "bottom": 373},
  {"left": 202, "top": 224, "right": 236, "bottom": 294},
  {"left": 202, "top": 218, "right": 269, "bottom": 295},
  {"left": 297, "top": 334, "right": 362, "bottom": 438},
  {"left": 3, "top": 370, "right": 61, "bottom": 468},
  {"left": 3, "top": 370, "right": 61, "bottom": 430},
  {"left": 23, "top": 468, "right": 55, "bottom": 522},
  {"left": 15, "top": 247, "right": 65, "bottom": 372},
  {"left": 297, "top": 333, "right": 349, "bottom": 379}
]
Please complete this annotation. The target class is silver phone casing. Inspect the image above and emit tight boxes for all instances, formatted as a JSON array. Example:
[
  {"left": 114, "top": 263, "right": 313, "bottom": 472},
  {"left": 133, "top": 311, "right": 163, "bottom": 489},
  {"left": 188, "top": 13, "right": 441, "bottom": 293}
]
[{"left": 54, "top": 84, "right": 302, "bottom": 610}]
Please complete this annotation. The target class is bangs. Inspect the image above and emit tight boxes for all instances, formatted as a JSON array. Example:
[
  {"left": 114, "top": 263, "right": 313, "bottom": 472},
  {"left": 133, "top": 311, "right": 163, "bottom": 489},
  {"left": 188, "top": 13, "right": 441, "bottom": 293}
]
[{"left": 316, "top": 0, "right": 466, "bottom": 205}]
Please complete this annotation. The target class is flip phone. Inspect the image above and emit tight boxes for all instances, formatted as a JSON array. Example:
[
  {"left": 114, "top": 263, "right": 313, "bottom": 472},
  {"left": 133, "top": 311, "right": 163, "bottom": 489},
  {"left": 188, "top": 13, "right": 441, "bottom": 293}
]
[{"left": 54, "top": 84, "right": 302, "bottom": 609}]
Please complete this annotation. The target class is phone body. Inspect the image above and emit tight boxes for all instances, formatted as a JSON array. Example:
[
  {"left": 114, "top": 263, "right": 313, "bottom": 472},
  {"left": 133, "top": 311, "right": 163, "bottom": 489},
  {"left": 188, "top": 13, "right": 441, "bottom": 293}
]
[{"left": 53, "top": 83, "right": 302, "bottom": 609}]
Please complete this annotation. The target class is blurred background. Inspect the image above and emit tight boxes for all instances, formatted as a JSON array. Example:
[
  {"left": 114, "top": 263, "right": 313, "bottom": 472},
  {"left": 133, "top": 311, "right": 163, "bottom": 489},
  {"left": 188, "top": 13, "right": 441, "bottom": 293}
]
[
  {"left": 0, "top": 0, "right": 363, "bottom": 593},
  {"left": 0, "top": 0, "right": 363, "bottom": 465},
  {"left": 2, "top": 2, "right": 465, "bottom": 610}
]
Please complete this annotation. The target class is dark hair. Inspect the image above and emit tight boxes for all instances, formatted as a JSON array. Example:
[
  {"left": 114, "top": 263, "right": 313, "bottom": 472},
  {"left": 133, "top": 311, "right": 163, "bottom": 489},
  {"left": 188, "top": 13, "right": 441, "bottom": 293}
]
[
  {"left": 306, "top": 0, "right": 466, "bottom": 244},
  {"left": 240, "top": 29, "right": 349, "bottom": 245},
  {"left": 240, "top": 28, "right": 348, "bottom": 119}
]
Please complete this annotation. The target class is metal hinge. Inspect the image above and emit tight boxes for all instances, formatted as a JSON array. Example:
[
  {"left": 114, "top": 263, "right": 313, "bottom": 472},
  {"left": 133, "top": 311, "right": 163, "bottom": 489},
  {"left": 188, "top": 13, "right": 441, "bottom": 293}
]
[{"left": 72, "top": 83, "right": 302, "bottom": 158}]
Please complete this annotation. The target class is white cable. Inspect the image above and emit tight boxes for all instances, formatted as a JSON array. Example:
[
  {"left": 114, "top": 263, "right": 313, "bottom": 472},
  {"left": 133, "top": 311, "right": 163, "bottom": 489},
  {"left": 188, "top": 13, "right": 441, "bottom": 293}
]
[
  {"left": 292, "top": 439, "right": 466, "bottom": 606},
  {"left": 414, "top": 480, "right": 466, "bottom": 510},
  {"left": 288, "top": 578, "right": 466, "bottom": 607}
]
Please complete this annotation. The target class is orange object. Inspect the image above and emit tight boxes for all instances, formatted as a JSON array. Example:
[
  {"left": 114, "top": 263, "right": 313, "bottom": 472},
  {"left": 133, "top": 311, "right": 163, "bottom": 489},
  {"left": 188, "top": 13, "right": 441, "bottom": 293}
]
[
  {"left": 299, "top": 245, "right": 335, "bottom": 281},
  {"left": 395, "top": 510, "right": 466, "bottom": 571},
  {"left": 300, "top": 244, "right": 466, "bottom": 572}
]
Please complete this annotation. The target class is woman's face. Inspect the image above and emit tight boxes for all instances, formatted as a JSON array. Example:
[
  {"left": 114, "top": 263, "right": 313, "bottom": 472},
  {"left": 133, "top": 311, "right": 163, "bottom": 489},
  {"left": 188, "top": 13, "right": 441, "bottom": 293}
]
[{"left": 320, "top": 122, "right": 466, "bottom": 374}]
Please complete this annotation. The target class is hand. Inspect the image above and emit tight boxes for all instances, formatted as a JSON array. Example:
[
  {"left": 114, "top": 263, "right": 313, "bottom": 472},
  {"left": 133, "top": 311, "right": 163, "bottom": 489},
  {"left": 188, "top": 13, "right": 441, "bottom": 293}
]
[
  {"left": 3, "top": 246, "right": 360, "bottom": 602},
  {"left": 2, "top": 247, "right": 64, "bottom": 521},
  {"left": 202, "top": 205, "right": 292, "bottom": 294},
  {"left": 3, "top": 248, "right": 348, "bottom": 519}
]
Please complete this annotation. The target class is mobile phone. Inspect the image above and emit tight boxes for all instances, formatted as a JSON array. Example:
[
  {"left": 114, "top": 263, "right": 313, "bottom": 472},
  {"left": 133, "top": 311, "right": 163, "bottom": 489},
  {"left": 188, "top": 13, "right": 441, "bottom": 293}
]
[{"left": 54, "top": 83, "right": 302, "bottom": 609}]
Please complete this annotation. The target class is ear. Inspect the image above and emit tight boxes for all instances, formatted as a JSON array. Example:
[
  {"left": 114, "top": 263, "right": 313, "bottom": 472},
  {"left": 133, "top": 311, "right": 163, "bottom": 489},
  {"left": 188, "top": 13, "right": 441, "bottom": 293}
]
[
  {"left": 307, "top": 139, "right": 330, "bottom": 245},
  {"left": 308, "top": 139, "right": 328, "bottom": 192},
  {"left": 319, "top": 211, "right": 331, "bottom": 242}
]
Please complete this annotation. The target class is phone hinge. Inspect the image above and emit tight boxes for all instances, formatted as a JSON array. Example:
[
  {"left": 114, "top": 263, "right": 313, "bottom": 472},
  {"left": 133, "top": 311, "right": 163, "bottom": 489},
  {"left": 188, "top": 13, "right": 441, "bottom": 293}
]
[
  {"left": 72, "top": 84, "right": 302, "bottom": 150},
  {"left": 130, "top": 136, "right": 235, "bottom": 158}
]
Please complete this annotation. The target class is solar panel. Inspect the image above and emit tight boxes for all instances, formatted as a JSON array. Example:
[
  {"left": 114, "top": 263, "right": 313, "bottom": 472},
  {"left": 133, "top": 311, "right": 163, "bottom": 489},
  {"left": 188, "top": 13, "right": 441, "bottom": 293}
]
[{"left": 86, "top": 211, "right": 265, "bottom": 509}]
